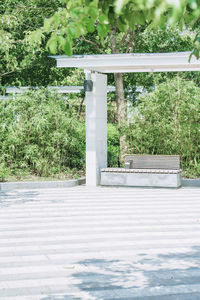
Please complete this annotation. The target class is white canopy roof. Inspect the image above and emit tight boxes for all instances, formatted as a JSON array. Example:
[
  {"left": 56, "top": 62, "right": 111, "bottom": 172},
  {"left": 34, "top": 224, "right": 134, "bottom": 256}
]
[{"left": 51, "top": 52, "right": 200, "bottom": 73}]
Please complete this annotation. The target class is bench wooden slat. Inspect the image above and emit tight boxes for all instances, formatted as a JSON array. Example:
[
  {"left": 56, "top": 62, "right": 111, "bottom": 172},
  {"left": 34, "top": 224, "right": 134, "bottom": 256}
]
[
  {"left": 124, "top": 155, "right": 180, "bottom": 170},
  {"left": 101, "top": 168, "right": 181, "bottom": 174}
]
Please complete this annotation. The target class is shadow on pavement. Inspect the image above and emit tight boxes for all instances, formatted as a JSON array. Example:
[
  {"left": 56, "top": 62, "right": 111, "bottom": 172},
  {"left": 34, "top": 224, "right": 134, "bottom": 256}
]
[
  {"left": 0, "top": 190, "right": 40, "bottom": 207},
  {"left": 41, "top": 246, "right": 200, "bottom": 299}
]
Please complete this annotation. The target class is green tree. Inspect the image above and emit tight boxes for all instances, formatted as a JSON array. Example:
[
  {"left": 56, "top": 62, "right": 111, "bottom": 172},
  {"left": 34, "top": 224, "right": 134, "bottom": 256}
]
[
  {"left": 0, "top": 0, "right": 72, "bottom": 86},
  {"left": 35, "top": 0, "right": 199, "bottom": 57}
]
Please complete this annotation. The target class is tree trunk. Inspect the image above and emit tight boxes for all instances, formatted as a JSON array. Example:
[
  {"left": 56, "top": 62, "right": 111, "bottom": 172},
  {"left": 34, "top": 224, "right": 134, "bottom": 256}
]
[
  {"left": 78, "top": 97, "right": 84, "bottom": 120},
  {"left": 114, "top": 73, "right": 127, "bottom": 165},
  {"left": 110, "top": 31, "right": 130, "bottom": 166}
]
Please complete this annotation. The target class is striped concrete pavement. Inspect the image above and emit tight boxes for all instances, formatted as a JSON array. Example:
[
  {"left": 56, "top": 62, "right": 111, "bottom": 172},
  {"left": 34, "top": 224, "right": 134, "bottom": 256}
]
[{"left": 0, "top": 186, "right": 200, "bottom": 299}]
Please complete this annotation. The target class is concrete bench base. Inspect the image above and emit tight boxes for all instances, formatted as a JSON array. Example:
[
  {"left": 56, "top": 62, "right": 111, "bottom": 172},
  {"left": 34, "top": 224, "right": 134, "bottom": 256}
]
[{"left": 101, "top": 172, "right": 181, "bottom": 188}]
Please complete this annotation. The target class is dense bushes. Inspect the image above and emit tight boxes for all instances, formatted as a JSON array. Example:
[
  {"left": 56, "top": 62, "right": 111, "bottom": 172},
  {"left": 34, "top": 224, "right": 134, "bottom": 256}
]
[
  {"left": 126, "top": 77, "right": 200, "bottom": 178},
  {"left": 0, "top": 90, "right": 86, "bottom": 178},
  {"left": 107, "top": 123, "right": 120, "bottom": 167},
  {"left": 0, "top": 90, "right": 120, "bottom": 180}
]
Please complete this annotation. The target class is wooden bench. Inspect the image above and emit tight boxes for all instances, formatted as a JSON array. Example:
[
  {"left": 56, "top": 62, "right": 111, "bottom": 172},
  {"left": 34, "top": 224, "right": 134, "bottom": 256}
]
[{"left": 101, "top": 155, "right": 182, "bottom": 188}]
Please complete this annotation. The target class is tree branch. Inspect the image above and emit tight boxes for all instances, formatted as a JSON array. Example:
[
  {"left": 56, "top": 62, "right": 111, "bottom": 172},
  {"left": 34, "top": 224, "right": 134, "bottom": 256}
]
[
  {"left": 0, "top": 65, "right": 28, "bottom": 77},
  {"left": 126, "top": 31, "right": 135, "bottom": 53},
  {"left": 0, "top": 70, "right": 16, "bottom": 77},
  {"left": 118, "top": 31, "right": 129, "bottom": 51},
  {"left": 110, "top": 29, "right": 117, "bottom": 53},
  {"left": 81, "top": 36, "right": 104, "bottom": 54}
]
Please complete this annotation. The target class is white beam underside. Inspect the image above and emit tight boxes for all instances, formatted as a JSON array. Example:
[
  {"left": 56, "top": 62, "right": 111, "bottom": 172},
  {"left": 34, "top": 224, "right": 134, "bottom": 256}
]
[
  {"left": 57, "top": 63, "right": 200, "bottom": 73},
  {"left": 55, "top": 52, "right": 200, "bottom": 73},
  {"left": 89, "top": 66, "right": 200, "bottom": 73}
]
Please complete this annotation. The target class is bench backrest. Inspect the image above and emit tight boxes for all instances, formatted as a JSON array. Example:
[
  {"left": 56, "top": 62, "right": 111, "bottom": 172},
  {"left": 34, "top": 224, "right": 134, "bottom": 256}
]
[{"left": 124, "top": 155, "right": 180, "bottom": 170}]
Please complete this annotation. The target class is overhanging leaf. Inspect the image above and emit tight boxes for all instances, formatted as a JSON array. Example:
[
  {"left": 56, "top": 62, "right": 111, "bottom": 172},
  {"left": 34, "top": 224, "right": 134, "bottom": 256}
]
[
  {"left": 115, "top": 0, "right": 129, "bottom": 14},
  {"left": 64, "top": 38, "right": 72, "bottom": 56}
]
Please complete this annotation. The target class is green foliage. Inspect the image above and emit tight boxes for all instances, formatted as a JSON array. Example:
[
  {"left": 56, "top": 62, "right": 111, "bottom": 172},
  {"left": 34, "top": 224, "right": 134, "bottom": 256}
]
[
  {"left": 0, "top": 0, "right": 70, "bottom": 86},
  {"left": 0, "top": 163, "right": 10, "bottom": 182},
  {"left": 135, "top": 27, "right": 194, "bottom": 53},
  {"left": 33, "top": 0, "right": 200, "bottom": 57},
  {"left": 115, "top": 0, "right": 200, "bottom": 33},
  {"left": 191, "top": 31, "right": 200, "bottom": 60},
  {"left": 0, "top": 89, "right": 121, "bottom": 181},
  {"left": 126, "top": 77, "right": 200, "bottom": 178},
  {"left": 0, "top": 89, "right": 85, "bottom": 179},
  {"left": 107, "top": 124, "right": 120, "bottom": 167}
]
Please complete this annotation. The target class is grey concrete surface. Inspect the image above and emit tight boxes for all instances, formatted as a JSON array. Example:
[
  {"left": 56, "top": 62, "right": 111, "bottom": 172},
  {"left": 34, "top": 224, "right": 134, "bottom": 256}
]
[
  {"left": 0, "top": 176, "right": 199, "bottom": 191},
  {"left": 101, "top": 172, "right": 181, "bottom": 188},
  {"left": 0, "top": 177, "right": 85, "bottom": 191},
  {"left": 182, "top": 178, "right": 200, "bottom": 188},
  {"left": 0, "top": 186, "right": 200, "bottom": 299}
]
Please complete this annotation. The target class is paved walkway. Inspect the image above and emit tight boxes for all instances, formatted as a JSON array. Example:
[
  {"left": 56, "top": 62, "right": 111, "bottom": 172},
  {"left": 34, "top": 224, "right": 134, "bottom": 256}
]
[{"left": 0, "top": 186, "right": 200, "bottom": 299}]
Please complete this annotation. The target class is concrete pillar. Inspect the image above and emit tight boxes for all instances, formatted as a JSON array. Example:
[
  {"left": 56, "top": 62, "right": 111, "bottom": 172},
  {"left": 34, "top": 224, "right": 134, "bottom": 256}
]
[{"left": 85, "top": 72, "right": 107, "bottom": 186}]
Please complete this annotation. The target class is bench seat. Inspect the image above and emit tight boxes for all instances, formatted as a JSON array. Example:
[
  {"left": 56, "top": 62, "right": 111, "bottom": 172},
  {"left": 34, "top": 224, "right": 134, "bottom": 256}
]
[{"left": 101, "top": 168, "right": 181, "bottom": 174}]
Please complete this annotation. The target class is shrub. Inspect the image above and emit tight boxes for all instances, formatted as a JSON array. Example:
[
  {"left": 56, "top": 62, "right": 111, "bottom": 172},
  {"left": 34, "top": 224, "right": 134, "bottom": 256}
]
[
  {"left": 107, "top": 123, "right": 120, "bottom": 167},
  {"left": 0, "top": 89, "right": 121, "bottom": 180},
  {"left": 126, "top": 77, "right": 200, "bottom": 178},
  {"left": 0, "top": 163, "right": 10, "bottom": 182},
  {"left": 0, "top": 89, "right": 85, "bottom": 178}
]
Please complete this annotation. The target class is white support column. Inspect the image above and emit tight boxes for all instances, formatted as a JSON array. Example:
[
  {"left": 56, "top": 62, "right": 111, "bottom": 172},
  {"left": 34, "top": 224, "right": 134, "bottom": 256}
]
[{"left": 85, "top": 72, "right": 107, "bottom": 186}]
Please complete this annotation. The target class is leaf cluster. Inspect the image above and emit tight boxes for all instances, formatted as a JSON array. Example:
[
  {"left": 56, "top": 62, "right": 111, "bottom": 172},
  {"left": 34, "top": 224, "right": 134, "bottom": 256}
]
[
  {"left": 0, "top": 0, "right": 66, "bottom": 85},
  {"left": 32, "top": 0, "right": 200, "bottom": 56}
]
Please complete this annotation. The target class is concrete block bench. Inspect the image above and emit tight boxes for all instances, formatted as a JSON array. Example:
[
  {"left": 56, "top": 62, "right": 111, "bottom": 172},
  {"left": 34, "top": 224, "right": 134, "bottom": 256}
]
[{"left": 101, "top": 155, "right": 182, "bottom": 188}]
